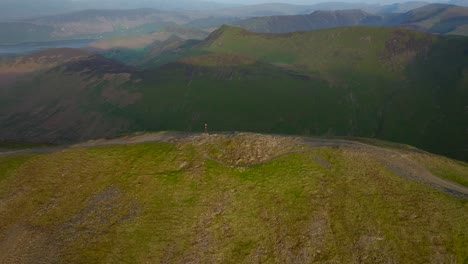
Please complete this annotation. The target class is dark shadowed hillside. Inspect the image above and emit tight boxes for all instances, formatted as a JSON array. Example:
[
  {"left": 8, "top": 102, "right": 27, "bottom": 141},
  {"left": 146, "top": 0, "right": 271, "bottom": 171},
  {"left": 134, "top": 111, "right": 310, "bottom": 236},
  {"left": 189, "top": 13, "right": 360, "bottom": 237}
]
[{"left": 0, "top": 49, "right": 141, "bottom": 143}]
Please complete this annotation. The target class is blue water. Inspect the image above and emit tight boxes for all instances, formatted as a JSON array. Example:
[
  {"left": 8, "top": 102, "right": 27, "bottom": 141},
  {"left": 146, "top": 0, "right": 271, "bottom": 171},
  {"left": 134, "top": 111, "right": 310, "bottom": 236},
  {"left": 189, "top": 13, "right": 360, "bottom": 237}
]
[{"left": 0, "top": 39, "right": 96, "bottom": 54}]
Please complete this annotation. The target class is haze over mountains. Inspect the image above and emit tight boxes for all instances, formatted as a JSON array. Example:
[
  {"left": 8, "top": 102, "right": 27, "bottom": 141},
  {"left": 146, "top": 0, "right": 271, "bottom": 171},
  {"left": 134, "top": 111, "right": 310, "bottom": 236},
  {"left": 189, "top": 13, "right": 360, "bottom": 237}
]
[
  {"left": 233, "top": 4, "right": 468, "bottom": 35},
  {"left": 0, "top": 0, "right": 236, "bottom": 20},
  {"left": 1, "top": 0, "right": 467, "bottom": 22},
  {"left": 2, "top": 1, "right": 468, "bottom": 47}
]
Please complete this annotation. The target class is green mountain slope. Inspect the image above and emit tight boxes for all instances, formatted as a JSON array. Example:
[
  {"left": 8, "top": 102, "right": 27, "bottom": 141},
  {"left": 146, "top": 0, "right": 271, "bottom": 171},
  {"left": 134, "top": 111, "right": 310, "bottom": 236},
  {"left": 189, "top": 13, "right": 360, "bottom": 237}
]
[
  {"left": 1, "top": 26, "right": 467, "bottom": 161},
  {"left": 194, "top": 26, "right": 468, "bottom": 159},
  {"left": 0, "top": 50, "right": 142, "bottom": 143},
  {"left": 0, "top": 133, "right": 467, "bottom": 263}
]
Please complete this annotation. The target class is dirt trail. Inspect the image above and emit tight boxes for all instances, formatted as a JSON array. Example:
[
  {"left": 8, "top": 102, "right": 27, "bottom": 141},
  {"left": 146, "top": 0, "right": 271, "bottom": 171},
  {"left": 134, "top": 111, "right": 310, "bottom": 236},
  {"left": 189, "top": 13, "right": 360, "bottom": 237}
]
[
  {"left": 1, "top": 131, "right": 467, "bottom": 199},
  {"left": 301, "top": 138, "right": 468, "bottom": 199}
]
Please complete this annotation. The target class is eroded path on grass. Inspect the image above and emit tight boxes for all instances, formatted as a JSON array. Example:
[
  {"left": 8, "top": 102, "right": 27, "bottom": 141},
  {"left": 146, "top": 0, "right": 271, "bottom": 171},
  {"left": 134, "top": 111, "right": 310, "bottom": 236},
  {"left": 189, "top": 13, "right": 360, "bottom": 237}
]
[
  {"left": 1, "top": 131, "right": 467, "bottom": 198},
  {"left": 303, "top": 138, "right": 468, "bottom": 199}
]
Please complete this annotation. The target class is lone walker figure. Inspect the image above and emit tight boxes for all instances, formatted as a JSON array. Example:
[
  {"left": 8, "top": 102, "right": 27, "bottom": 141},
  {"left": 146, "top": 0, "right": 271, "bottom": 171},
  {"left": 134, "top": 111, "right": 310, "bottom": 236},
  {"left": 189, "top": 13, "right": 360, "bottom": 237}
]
[{"left": 204, "top": 123, "right": 209, "bottom": 134}]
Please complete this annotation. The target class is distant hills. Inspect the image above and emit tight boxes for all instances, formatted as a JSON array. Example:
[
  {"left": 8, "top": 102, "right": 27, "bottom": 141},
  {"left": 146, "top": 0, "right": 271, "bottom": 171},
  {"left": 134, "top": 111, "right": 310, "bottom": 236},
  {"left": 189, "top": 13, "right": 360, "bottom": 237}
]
[
  {"left": 233, "top": 10, "right": 382, "bottom": 33},
  {"left": 234, "top": 4, "right": 468, "bottom": 35},
  {"left": 448, "top": 0, "right": 468, "bottom": 6},
  {"left": 3, "top": 2, "right": 466, "bottom": 45},
  {"left": 0, "top": 9, "right": 194, "bottom": 45},
  {"left": 390, "top": 3, "right": 468, "bottom": 35},
  {"left": 0, "top": 0, "right": 234, "bottom": 20},
  {"left": 1, "top": 26, "right": 467, "bottom": 160}
]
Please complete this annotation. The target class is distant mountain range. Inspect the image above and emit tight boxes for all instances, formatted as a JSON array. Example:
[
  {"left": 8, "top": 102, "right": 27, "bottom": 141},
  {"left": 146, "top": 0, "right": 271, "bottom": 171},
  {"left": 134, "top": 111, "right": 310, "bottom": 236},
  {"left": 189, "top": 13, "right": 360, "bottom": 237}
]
[
  {"left": 215, "top": 1, "right": 436, "bottom": 16},
  {"left": 0, "top": 9, "right": 194, "bottom": 45},
  {"left": 233, "top": 4, "right": 468, "bottom": 35},
  {"left": 2, "top": 1, "right": 468, "bottom": 22},
  {"left": 2, "top": 2, "right": 468, "bottom": 45},
  {"left": 233, "top": 10, "right": 382, "bottom": 33},
  {"left": 389, "top": 3, "right": 468, "bottom": 35},
  {"left": 0, "top": 0, "right": 235, "bottom": 20}
]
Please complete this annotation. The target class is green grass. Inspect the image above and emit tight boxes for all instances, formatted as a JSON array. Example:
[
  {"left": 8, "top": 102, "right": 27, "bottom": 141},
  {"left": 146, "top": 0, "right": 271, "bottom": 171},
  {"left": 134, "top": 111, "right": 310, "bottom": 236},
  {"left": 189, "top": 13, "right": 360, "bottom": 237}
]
[
  {"left": 0, "top": 154, "right": 35, "bottom": 185},
  {"left": 0, "top": 139, "right": 467, "bottom": 263}
]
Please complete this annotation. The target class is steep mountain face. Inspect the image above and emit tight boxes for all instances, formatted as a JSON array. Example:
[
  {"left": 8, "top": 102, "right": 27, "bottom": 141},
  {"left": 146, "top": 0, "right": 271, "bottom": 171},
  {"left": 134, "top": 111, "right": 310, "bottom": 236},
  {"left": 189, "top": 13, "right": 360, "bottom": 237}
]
[
  {"left": 233, "top": 10, "right": 382, "bottom": 33},
  {"left": 1, "top": 26, "right": 467, "bottom": 161},
  {"left": 0, "top": 50, "right": 141, "bottom": 143},
  {"left": 0, "top": 48, "right": 90, "bottom": 86},
  {"left": 0, "top": 133, "right": 467, "bottom": 263}
]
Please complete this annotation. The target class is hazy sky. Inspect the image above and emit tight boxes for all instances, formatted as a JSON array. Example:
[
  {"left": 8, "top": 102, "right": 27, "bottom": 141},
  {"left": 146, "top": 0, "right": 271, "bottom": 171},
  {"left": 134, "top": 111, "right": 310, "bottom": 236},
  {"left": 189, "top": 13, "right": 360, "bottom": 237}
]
[
  {"left": 2, "top": 0, "right": 448, "bottom": 7},
  {"left": 25, "top": 0, "right": 437, "bottom": 5}
]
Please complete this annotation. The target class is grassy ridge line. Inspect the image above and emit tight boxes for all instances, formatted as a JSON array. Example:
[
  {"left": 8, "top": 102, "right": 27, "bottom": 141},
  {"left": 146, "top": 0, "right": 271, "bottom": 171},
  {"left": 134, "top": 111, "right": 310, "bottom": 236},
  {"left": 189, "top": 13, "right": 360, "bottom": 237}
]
[{"left": 1, "top": 132, "right": 467, "bottom": 196}]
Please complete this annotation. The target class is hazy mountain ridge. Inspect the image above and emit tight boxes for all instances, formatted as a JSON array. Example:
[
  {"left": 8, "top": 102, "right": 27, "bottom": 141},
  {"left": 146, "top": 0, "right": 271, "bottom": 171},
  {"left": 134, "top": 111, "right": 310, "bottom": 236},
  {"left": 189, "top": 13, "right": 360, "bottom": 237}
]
[
  {"left": 0, "top": 2, "right": 455, "bottom": 45},
  {"left": 233, "top": 10, "right": 383, "bottom": 33},
  {"left": 0, "top": 0, "right": 235, "bottom": 21},
  {"left": 392, "top": 3, "right": 468, "bottom": 34},
  {"left": 234, "top": 3, "right": 468, "bottom": 35},
  {"left": 0, "top": 8, "right": 195, "bottom": 45}
]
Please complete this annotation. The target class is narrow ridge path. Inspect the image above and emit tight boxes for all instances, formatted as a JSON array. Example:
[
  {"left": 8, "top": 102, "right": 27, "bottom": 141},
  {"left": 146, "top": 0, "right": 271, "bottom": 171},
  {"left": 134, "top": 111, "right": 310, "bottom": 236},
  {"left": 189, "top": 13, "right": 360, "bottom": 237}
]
[{"left": 1, "top": 132, "right": 467, "bottom": 198}]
